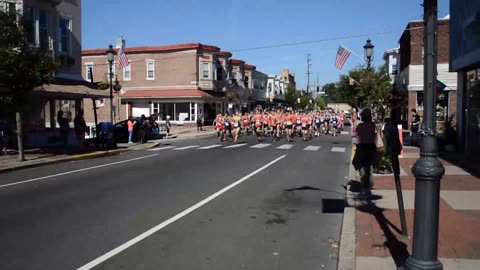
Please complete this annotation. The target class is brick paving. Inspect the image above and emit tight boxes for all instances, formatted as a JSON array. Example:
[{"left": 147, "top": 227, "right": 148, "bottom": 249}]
[{"left": 354, "top": 147, "right": 480, "bottom": 263}]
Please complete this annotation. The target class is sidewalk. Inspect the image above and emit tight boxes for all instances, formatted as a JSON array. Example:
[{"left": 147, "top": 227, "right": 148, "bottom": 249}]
[
  {"left": 0, "top": 126, "right": 214, "bottom": 174},
  {"left": 339, "top": 146, "right": 480, "bottom": 270},
  {"left": 160, "top": 125, "right": 215, "bottom": 140}
]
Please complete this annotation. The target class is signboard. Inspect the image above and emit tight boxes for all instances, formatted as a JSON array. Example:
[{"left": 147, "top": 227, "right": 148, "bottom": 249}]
[{"left": 449, "top": 1, "right": 480, "bottom": 71}]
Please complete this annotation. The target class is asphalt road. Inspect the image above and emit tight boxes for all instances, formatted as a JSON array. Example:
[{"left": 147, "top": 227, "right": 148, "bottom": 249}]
[{"left": 0, "top": 130, "right": 352, "bottom": 270}]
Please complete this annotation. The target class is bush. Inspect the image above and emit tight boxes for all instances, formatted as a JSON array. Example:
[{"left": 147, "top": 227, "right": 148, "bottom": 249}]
[{"left": 374, "top": 137, "right": 393, "bottom": 174}]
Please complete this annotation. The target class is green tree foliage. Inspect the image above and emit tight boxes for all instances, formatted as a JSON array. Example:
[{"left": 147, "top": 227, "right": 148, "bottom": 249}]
[
  {"left": 336, "top": 65, "right": 392, "bottom": 111},
  {"left": 314, "top": 96, "right": 326, "bottom": 109},
  {"left": 322, "top": 82, "right": 344, "bottom": 103},
  {"left": 284, "top": 83, "right": 298, "bottom": 107},
  {"left": 0, "top": 10, "right": 58, "bottom": 160}
]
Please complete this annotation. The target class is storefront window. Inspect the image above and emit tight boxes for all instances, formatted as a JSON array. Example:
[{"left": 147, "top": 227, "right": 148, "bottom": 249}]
[
  {"left": 175, "top": 103, "right": 190, "bottom": 121},
  {"left": 152, "top": 102, "right": 196, "bottom": 121},
  {"left": 436, "top": 92, "right": 449, "bottom": 122},
  {"left": 466, "top": 70, "right": 480, "bottom": 153}
]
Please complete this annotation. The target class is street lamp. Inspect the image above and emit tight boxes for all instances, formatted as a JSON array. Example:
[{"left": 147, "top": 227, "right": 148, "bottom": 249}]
[
  {"left": 106, "top": 44, "right": 116, "bottom": 124},
  {"left": 363, "top": 39, "right": 374, "bottom": 69},
  {"left": 405, "top": 1, "right": 444, "bottom": 270}
]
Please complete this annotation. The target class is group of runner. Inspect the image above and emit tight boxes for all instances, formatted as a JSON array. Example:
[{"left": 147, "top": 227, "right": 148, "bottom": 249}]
[{"left": 213, "top": 108, "right": 346, "bottom": 143}]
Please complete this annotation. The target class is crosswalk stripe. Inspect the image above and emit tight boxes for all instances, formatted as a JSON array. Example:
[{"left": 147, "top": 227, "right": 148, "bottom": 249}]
[
  {"left": 304, "top": 146, "right": 321, "bottom": 151},
  {"left": 147, "top": 146, "right": 175, "bottom": 151},
  {"left": 250, "top": 143, "right": 271, "bottom": 149},
  {"left": 276, "top": 144, "right": 293, "bottom": 150},
  {"left": 198, "top": 144, "right": 222, "bottom": 149},
  {"left": 331, "top": 147, "right": 346, "bottom": 152},
  {"left": 224, "top": 143, "right": 247, "bottom": 149},
  {"left": 340, "top": 131, "right": 349, "bottom": 135},
  {"left": 173, "top": 145, "right": 200, "bottom": 150}
]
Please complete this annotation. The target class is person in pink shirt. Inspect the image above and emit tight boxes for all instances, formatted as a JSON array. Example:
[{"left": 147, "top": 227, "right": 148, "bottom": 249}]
[{"left": 127, "top": 117, "right": 135, "bottom": 143}]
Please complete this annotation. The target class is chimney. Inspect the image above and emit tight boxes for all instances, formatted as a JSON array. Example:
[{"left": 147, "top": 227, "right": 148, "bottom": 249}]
[{"left": 115, "top": 36, "right": 125, "bottom": 49}]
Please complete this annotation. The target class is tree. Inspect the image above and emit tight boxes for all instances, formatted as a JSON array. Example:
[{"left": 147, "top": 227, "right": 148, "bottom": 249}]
[
  {"left": 314, "top": 96, "right": 326, "bottom": 109},
  {"left": 284, "top": 83, "right": 298, "bottom": 107},
  {"left": 322, "top": 82, "right": 344, "bottom": 103},
  {"left": 0, "top": 10, "right": 57, "bottom": 161},
  {"left": 336, "top": 64, "right": 392, "bottom": 113}
]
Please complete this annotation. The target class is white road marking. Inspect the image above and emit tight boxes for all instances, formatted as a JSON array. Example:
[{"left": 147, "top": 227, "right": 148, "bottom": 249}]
[
  {"left": 198, "top": 144, "right": 222, "bottom": 150},
  {"left": 0, "top": 154, "right": 161, "bottom": 189},
  {"left": 276, "top": 144, "right": 293, "bottom": 150},
  {"left": 340, "top": 131, "right": 349, "bottom": 135},
  {"left": 173, "top": 145, "right": 200, "bottom": 150},
  {"left": 250, "top": 143, "right": 271, "bottom": 149},
  {"left": 304, "top": 146, "right": 321, "bottom": 151},
  {"left": 331, "top": 147, "right": 346, "bottom": 152},
  {"left": 76, "top": 154, "right": 287, "bottom": 270},
  {"left": 224, "top": 143, "right": 247, "bottom": 149},
  {"left": 146, "top": 146, "right": 175, "bottom": 151}
]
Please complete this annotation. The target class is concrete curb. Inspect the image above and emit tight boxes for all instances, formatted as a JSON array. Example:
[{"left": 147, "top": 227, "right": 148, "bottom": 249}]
[
  {"left": 0, "top": 142, "right": 161, "bottom": 174},
  {"left": 72, "top": 148, "right": 130, "bottom": 161},
  {"left": 338, "top": 146, "right": 357, "bottom": 270},
  {"left": 0, "top": 157, "right": 78, "bottom": 174},
  {"left": 0, "top": 147, "right": 135, "bottom": 174}
]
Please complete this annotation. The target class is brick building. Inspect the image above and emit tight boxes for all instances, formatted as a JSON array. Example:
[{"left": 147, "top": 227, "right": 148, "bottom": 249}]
[
  {"left": 1, "top": 0, "right": 107, "bottom": 147},
  {"left": 81, "top": 42, "right": 266, "bottom": 125},
  {"left": 396, "top": 17, "right": 457, "bottom": 132}
]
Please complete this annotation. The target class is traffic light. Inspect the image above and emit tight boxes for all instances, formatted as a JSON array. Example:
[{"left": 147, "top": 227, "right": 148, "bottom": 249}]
[{"left": 316, "top": 86, "right": 320, "bottom": 93}]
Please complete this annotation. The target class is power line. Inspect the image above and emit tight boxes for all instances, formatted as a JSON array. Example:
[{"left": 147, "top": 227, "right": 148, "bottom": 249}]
[
  {"left": 88, "top": 26, "right": 423, "bottom": 68},
  {"left": 228, "top": 27, "right": 423, "bottom": 52}
]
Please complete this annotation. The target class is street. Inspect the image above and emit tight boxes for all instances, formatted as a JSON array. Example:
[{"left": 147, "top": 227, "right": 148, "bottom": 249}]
[{"left": 0, "top": 132, "right": 352, "bottom": 270}]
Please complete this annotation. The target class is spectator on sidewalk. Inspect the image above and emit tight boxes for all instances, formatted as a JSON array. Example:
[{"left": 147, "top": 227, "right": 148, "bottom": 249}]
[
  {"left": 196, "top": 113, "right": 204, "bottom": 131},
  {"left": 352, "top": 108, "right": 377, "bottom": 196},
  {"left": 0, "top": 119, "right": 8, "bottom": 155},
  {"left": 410, "top": 109, "right": 421, "bottom": 145},
  {"left": 57, "top": 110, "right": 69, "bottom": 148},
  {"left": 383, "top": 116, "right": 402, "bottom": 176},
  {"left": 139, "top": 114, "right": 150, "bottom": 144},
  {"left": 127, "top": 117, "right": 135, "bottom": 143},
  {"left": 74, "top": 109, "right": 88, "bottom": 149},
  {"left": 166, "top": 115, "right": 171, "bottom": 137}
]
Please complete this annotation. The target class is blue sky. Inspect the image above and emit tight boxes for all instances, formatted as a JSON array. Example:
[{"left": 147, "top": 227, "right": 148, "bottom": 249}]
[{"left": 82, "top": 0, "right": 450, "bottom": 89}]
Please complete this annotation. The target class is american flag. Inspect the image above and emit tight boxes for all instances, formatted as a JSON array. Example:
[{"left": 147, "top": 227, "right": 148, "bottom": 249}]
[
  {"left": 116, "top": 46, "right": 129, "bottom": 70},
  {"left": 335, "top": 45, "right": 351, "bottom": 70}
]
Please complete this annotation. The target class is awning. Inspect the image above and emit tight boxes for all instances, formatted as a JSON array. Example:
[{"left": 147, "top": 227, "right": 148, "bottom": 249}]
[
  {"left": 34, "top": 78, "right": 109, "bottom": 99},
  {"left": 120, "top": 89, "right": 222, "bottom": 101}
]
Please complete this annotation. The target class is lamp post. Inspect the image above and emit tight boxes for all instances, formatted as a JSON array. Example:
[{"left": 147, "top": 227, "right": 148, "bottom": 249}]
[
  {"left": 106, "top": 44, "right": 116, "bottom": 124},
  {"left": 405, "top": 1, "right": 444, "bottom": 269},
  {"left": 363, "top": 39, "right": 374, "bottom": 69}
]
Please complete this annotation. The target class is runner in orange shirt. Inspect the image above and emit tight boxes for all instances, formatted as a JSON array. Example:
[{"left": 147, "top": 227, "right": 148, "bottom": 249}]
[
  {"left": 284, "top": 110, "right": 294, "bottom": 143},
  {"left": 253, "top": 109, "right": 263, "bottom": 142}
]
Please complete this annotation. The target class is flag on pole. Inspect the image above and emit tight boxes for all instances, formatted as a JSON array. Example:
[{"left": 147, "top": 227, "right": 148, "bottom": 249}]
[
  {"left": 349, "top": 76, "right": 360, "bottom": 86},
  {"left": 335, "top": 45, "right": 351, "bottom": 70},
  {"left": 116, "top": 46, "right": 129, "bottom": 70},
  {"left": 436, "top": 79, "right": 447, "bottom": 97}
]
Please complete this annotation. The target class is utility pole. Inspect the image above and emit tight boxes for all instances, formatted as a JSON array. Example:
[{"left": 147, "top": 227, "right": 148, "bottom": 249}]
[
  {"left": 405, "top": 1, "right": 445, "bottom": 269},
  {"left": 306, "top": 54, "right": 312, "bottom": 93}
]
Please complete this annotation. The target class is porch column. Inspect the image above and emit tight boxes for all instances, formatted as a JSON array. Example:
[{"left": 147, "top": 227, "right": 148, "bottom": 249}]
[
  {"left": 49, "top": 99, "right": 55, "bottom": 128},
  {"left": 194, "top": 103, "right": 198, "bottom": 122}
]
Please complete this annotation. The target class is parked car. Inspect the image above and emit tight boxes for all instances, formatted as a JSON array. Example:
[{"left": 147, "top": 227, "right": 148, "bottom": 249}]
[{"left": 114, "top": 116, "right": 160, "bottom": 143}]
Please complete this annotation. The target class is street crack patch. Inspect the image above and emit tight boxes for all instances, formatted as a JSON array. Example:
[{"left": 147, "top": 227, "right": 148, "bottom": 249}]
[{"left": 265, "top": 213, "right": 288, "bottom": 225}]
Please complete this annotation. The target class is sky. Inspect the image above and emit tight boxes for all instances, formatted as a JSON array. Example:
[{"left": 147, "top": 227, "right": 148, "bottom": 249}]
[{"left": 82, "top": 0, "right": 450, "bottom": 89}]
